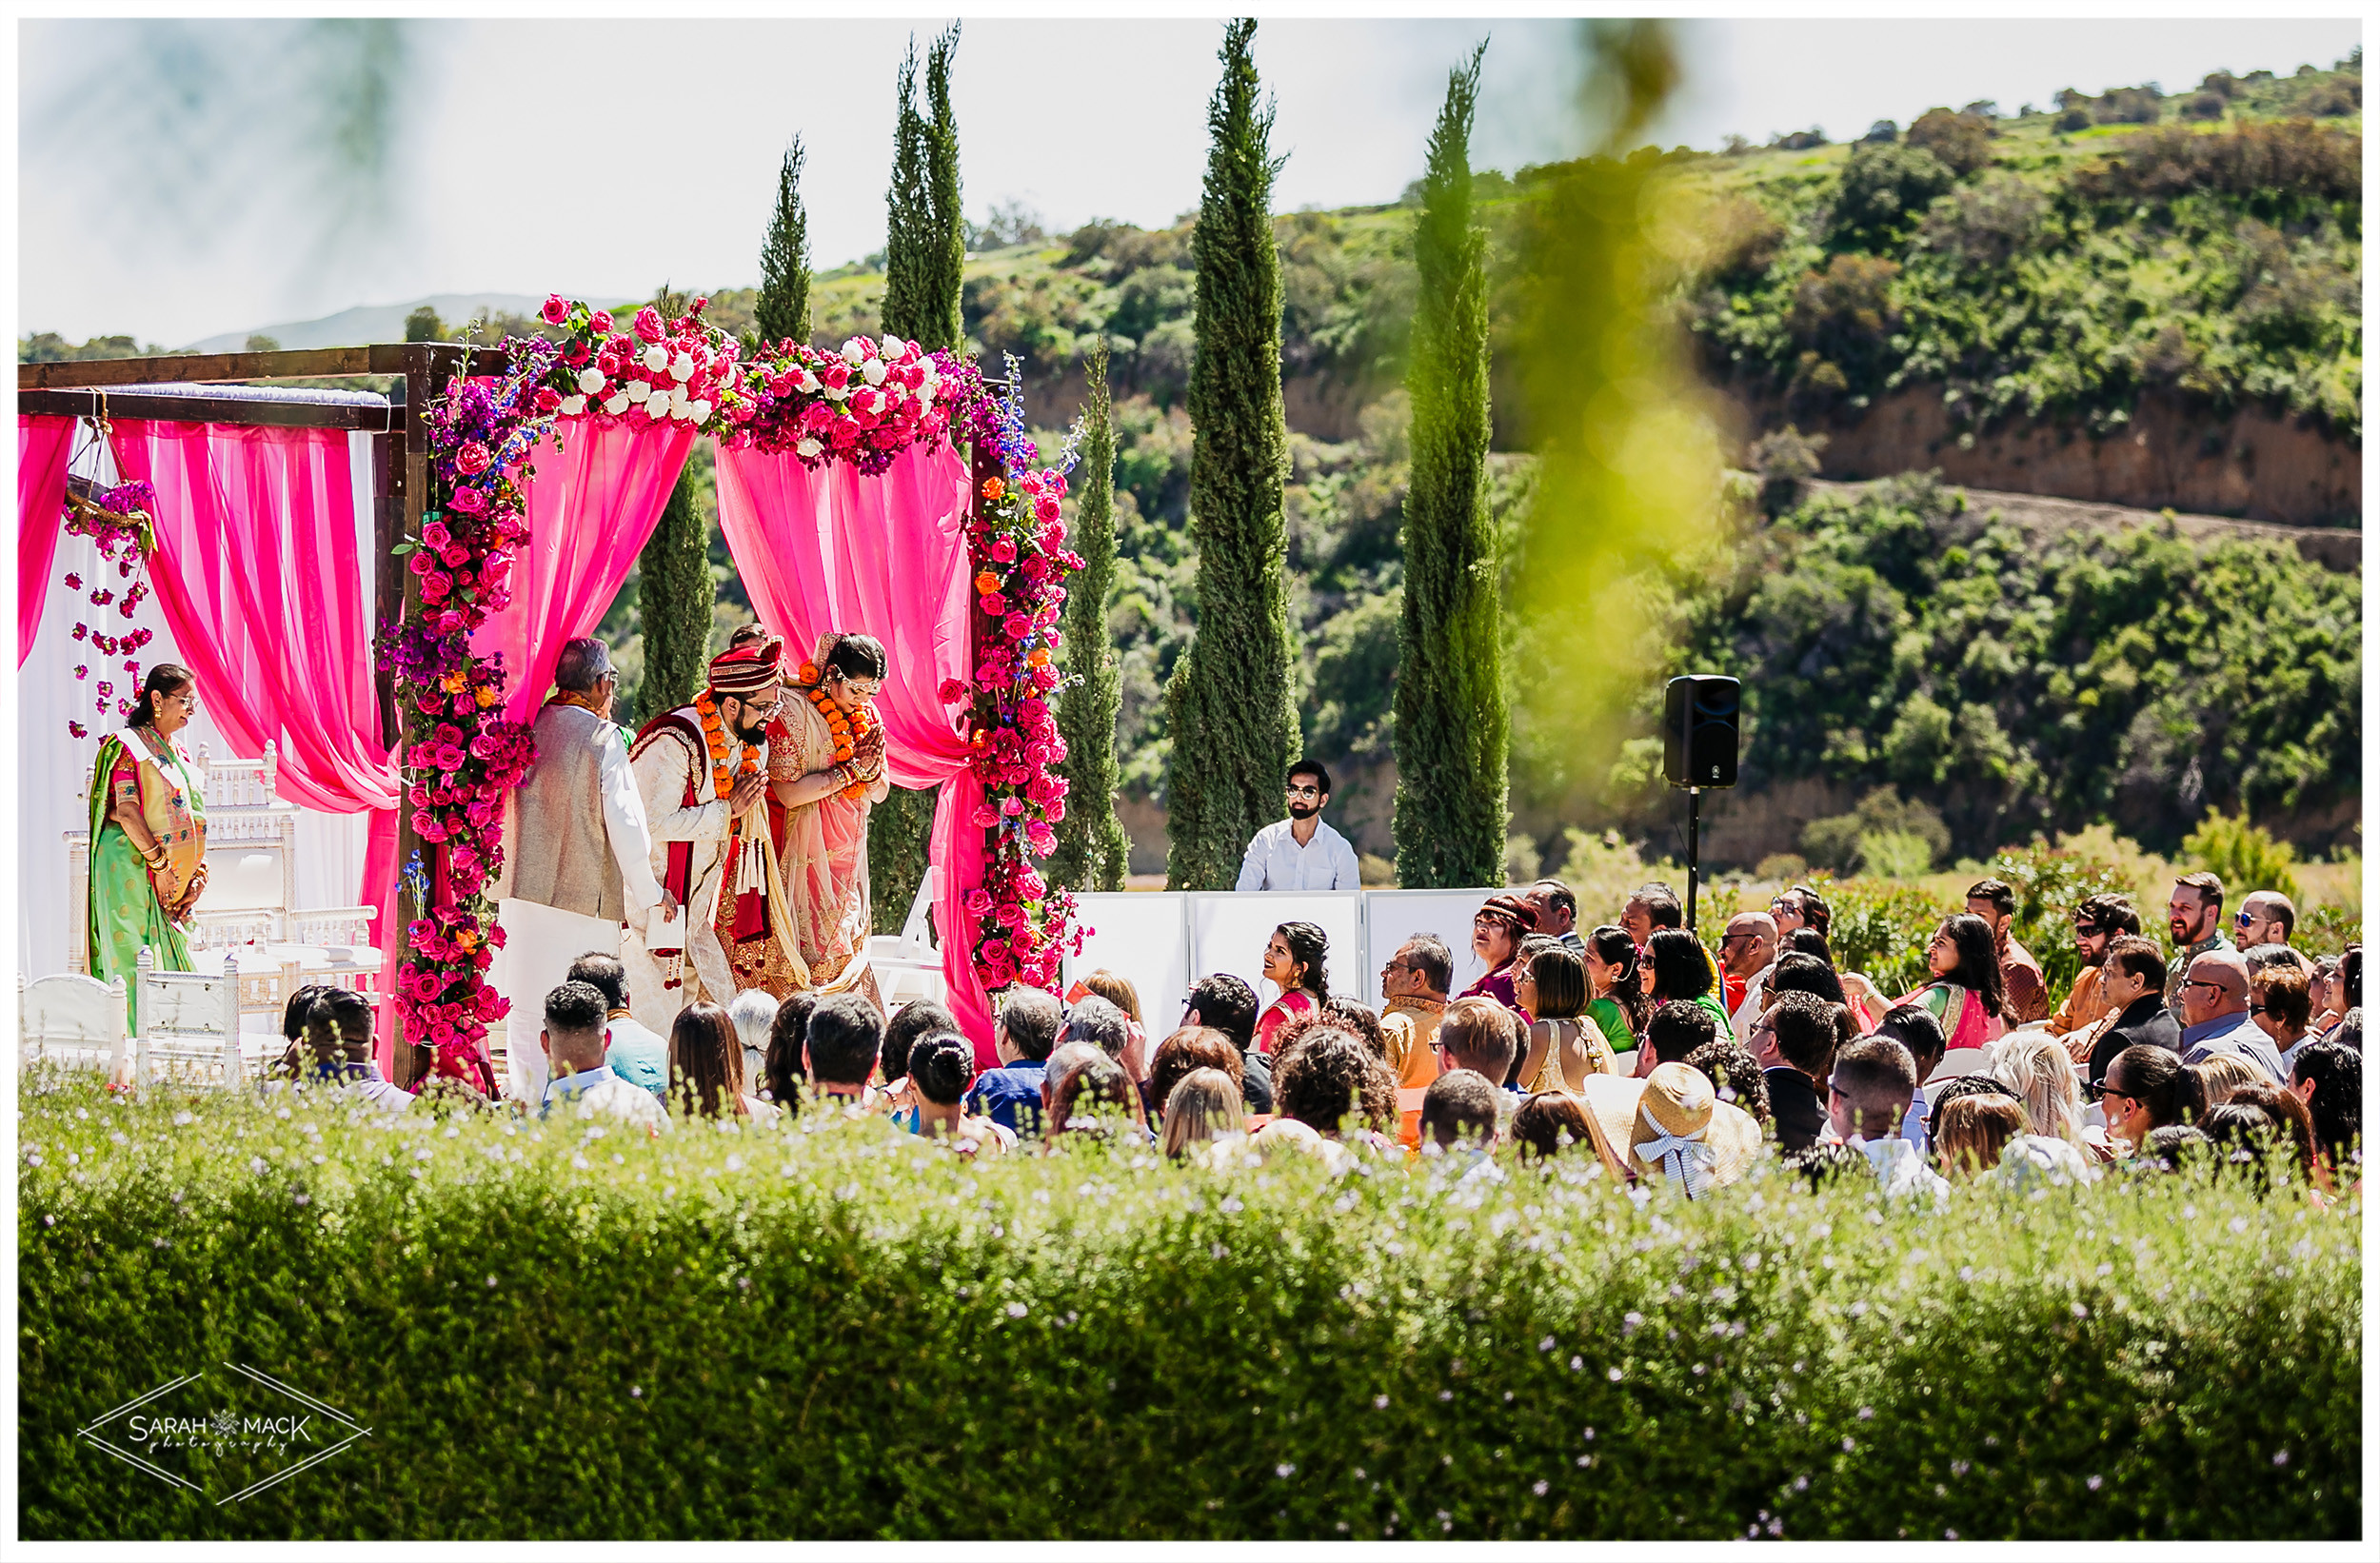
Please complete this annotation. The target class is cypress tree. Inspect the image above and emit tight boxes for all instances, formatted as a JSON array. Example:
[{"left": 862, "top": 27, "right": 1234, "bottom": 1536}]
[
  {"left": 637, "top": 465, "right": 708, "bottom": 723},
  {"left": 868, "top": 29, "right": 965, "bottom": 931},
  {"left": 1163, "top": 18, "right": 1295, "bottom": 890},
  {"left": 755, "top": 135, "right": 811, "bottom": 346},
  {"left": 1393, "top": 42, "right": 1504, "bottom": 888},
  {"left": 1048, "top": 341, "right": 1130, "bottom": 892}
]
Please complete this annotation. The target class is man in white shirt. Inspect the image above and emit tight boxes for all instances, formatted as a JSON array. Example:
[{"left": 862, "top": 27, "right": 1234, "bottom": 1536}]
[
  {"left": 1234, "top": 761, "right": 1361, "bottom": 892},
  {"left": 539, "top": 980, "right": 667, "bottom": 1130},
  {"left": 1827, "top": 1035, "right": 1947, "bottom": 1200}
]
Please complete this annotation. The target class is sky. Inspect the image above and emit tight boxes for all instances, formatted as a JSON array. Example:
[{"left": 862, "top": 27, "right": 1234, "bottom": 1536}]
[{"left": 16, "top": 12, "right": 2363, "bottom": 347}]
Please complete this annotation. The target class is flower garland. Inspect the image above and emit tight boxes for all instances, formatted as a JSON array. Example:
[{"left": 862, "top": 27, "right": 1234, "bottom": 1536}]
[
  {"left": 944, "top": 363, "right": 1090, "bottom": 994},
  {"left": 58, "top": 469, "right": 164, "bottom": 740},
  {"left": 527, "top": 293, "right": 999, "bottom": 474},
  {"left": 693, "top": 689, "right": 762, "bottom": 809},
  {"left": 375, "top": 344, "right": 552, "bottom": 1084}
]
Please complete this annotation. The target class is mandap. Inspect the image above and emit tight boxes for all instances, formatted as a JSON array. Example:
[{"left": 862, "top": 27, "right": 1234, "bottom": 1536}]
[{"left": 16, "top": 298, "right": 1087, "bottom": 1085}]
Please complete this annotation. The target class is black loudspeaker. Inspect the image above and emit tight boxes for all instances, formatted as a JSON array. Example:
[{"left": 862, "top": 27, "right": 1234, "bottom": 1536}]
[{"left": 1663, "top": 675, "right": 1740, "bottom": 788}]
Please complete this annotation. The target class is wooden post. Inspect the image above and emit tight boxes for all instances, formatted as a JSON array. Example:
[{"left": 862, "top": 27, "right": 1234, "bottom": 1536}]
[{"left": 386, "top": 350, "right": 432, "bottom": 1090}]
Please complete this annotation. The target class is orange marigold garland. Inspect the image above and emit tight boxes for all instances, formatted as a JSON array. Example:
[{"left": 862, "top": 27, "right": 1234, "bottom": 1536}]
[
  {"left": 798, "top": 661, "right": 881, "bottom": 801},
  {"left": 693, "top": 689, "right": 761, "bottom": 811}
]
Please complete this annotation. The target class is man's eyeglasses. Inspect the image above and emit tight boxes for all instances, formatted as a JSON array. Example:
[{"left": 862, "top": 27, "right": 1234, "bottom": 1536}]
[
  {"left": 1285, "top": 784, "right": 1320, "bottom": 799},
  {"left": 2181, "top": 979, "right": 2231, "bottom": 996},
  {"left": 1718, "top": 932, "right": 1759, "bottom": 947},
  {"left": 2235, "top": 910, "right": 2259, "bottom": 926}
]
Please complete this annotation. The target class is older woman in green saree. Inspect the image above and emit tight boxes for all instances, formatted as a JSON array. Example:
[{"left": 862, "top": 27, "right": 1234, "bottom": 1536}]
[{"left": 87, "top": 664, "right": 208, "bottom": 1028}]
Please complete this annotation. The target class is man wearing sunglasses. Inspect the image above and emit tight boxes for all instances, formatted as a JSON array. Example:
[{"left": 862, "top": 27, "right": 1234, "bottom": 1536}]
[
  {"left": 1234, "top": 760, "right": 1361, "bottom": 892},
  {"left": 2175, "top": 947, "right": 2285, "bottom": 1083}
]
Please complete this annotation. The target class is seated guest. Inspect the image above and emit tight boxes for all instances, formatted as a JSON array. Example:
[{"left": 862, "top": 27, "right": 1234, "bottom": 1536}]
[
  {"left": 1871, "top": 1003, "right": 1947, "bottom": 1157},
  {"left": 1895, "top": 915, "right": 2005, "bottom": 1052},
  {"left": 1160, "top": 1068, "right": 1247, "bottom": 1158},
  {"left": 2177, "top": 948, "right": 2285, "bottom": 1082},
  {"left": 1931, "top": 1093, "right": 2027, "bottom": 1178},
  {"left": 804, "top": 994, "right": 883, "bottom": 1113},
  {"left": 1514, "top": 940, "right": 1619, "bottom": 1093},
  {"left": 1718, "top": 911, "right": 1777, "bottom": 1035},
  {"left": 2051, "top": 893, "right": 2143, "bottom": 1045},
  {"left": 1826, "top": 1036, "right": 1946, "bottom": 1198},
  {"left": 2086, "top": 938, "right": 2179, "bottom": 1084},
  {"left": 297, "top": 988, "right": 412, "bottom": 1113},
  {"left": 1186, "top": 972, "right": 1272, "bottom": 1112},
  {"left": 1378, "top": 935, "right": 1453, "bottom": 1093},
  {"left": 726, "top": 989, "right": 779, "bottom": 1097},
  {"left": 2132, "top": 1123, "right": 2212, "bottom": 1174},
  {"left": 2251, "top": 963, "right": 2314, "bottom": 1076},
  {"left": 1645, "top": 928, "right": 1730, "bottom": 1037},
  {"left": 966, "top": 987, "right": 1063, "bottom": 1137},
  {"left": 1620, "top": 881, "right": 1683, "bottom": 947},
  {"left": 1080, "top": 969, "right": 1147, "bottom": 1077},
  {"left": 907, "top": 1032, "right": 1013, "bottom": 1158},
  {"left": 1521, "top": 878, "right": 1585, "bottom": 954},
  {"left": 1438, "top": 997, "right": 1520, "bottom": 1103},
  {"left": 1317, "top": 994, "right": 1391, "bottom": 1061},
  {"left": 542, "top": 980, "right": 664, "bottom": 1128},
  {"left": 1255, "top": 921, "right": 1331, "bottom": 1054},
  {"left": 1419, "top": 1069, "right": 1502, "bottom": 1152},
  {"left": 1990, "top": 1032, "right": 2088, "bottom": 1150},
  {"left": 1458, "top": 895, "right": 1537, "bottom": 1017},
  {"left": 1583, "top": 926, "right": 1651, "bottom": 1054},
  {"left": 1966, "top": 877, "right": 2050, "bottom": 1026},
  {"left": 2086, "top": 1044, "right": 2203, "bottom": 1155},
  {"left": 268, "top": 982, "right": 336, "bottom": 1081},
  {"left": 1042, "top": 1042, "right": 1143, "bottom": 1147},
  {"left": 2290, "top": 1040, "right": 2359, "bottom": 1186},
  {"left": 1575, "top": 1062, "right": 1762, "bottom": 1197},
  {"left": 1639, "top": 999, "right": 1718, "bottom": 1076},
  {"left": 877, "top": 998, "right": 958, "bottom": 1132},
  {"left": 1754, "top": 991, "right": 1844, "bottom": 1154},
  {"left": 1273, "top": 1027, "right": 1399, "bottom": 1150},
  {"left": 760, "top": 993, "right": 816, "bottom": 1113},
  {"left": 1144, "top": 1027, "right": 1245, "bottom": 1125},
  {"left": 2227, "top": 1078, "right": 2322, "bottom": 1189},
  {"left": 2200, "top": 1102, "right": 2288, "bottom": 1189},
  {"left": 2186, "top": 1055, "right": 2262, "bottom": 1109},
  {"left": 1510, "top": 1091, "right": 1599, "bottom": 1163},
  {"left": 667, "top": 1000, "right": 775, "bottom": 1120},
  {"left": 1764, "top": 951, "right": 1846, "bottom": 1010},
  {"left": 1058, "top": 996, "right": 1135, "bottom": 1070},
  {"left": 567, "top": 952, "right": 668, "bottom": 1099},
  {"left": 1684, "top": 1038, "right": 1770, "bottom": 1129}
]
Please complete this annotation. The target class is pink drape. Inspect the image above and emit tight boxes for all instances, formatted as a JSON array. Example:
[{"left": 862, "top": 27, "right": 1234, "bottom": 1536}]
[
  {"left": 113, "top": 422, "right": 405, "bottom": 1066},
  {"left": 713, "top": 440, "right": 995, "bottom": 1058},
  {"left": 17, "top": 415, "right": 78, "bottom": 666},
  {"left": 472, "top": 417, "right": 697, "bottom": 724}
]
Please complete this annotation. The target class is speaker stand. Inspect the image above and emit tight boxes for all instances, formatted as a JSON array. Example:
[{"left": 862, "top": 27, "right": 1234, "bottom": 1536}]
[{"left": 1685, "top": 786, "right": 1701, "bottom": 939}]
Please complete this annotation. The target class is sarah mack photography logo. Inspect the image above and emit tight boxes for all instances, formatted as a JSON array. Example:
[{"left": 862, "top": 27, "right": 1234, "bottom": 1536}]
[{"left": 77, "top": 1362, "right": 371, "bottom": 1505}]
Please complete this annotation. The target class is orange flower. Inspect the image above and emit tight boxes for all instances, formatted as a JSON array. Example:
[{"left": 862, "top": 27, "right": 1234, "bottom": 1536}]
[
  {"left": 974, "top": 570, "right": 1002, "bottom": 594},
  {"left": 982, "top": 477, "right": 1005, "bottom": 503},
  {"left": 474, "top": 686, "right": 500, "bottom": 708},
  {"left": 1026, "top": 647, "right": 1052, "bottom": 669},
  {"left": 798, "top": 662, "right": 820, "bottom": 684},
  {"left": 440, "top": 671, "right": 467, "bottom": 694}
]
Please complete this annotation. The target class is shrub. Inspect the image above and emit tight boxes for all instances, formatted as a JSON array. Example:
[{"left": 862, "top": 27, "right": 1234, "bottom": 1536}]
[
  {"left": 1785, "top": 255, "right": 1903, "bottom": 392},
  {"left": 1801, "top": 786, "right": 1952, "bottom": 878},
  {"left": 2094, "top": 87, "right": 2164, "bottom": 125},
  {"left": 16, "top": 1077, "right": 2361, "bottom": 1540},
  {"left": 1748, "top": 425, "right": 1826, "bottom": 513},
  {"left": 1905, "top": 108, "right": 1993, "bottom": 177},
  {"left": 1972, "top": 841, "right": 2143, "bottom": 997},
  {"left": 1829, "top": 143, "right": 1955, "bottom": 248},
  {"left": 2184, "top": 807, "right": 2302, "bottom": 903},
  {"left": 1913, "top": 171, "right": 2047, "bottom": 269},
  {"left": 2182, "top": 92, "right": 2228, "bottom": 121},
  {"left": 2072, "top": 120, "right": 2361, "bottom": 208},
  {"left": 2054, "top": 107, "right": 2092, "bottom": 132},
  {"left": 1696, "top": 193, "right": 1787, "bottom": 285},
  {"left": 2295, "top": 902, "right": 2363, "bottom": 959},
  {"left": 1815, "top": 873, "right": 1947, "bottom": 995}
]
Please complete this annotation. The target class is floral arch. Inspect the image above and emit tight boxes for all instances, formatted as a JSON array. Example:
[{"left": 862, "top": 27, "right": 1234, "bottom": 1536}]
[{"left": 389, "top": 297, "right": 1083, "bottom": 1081}]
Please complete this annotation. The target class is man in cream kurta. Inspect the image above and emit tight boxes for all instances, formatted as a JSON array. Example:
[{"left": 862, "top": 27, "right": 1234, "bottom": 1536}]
[
  {"left": 495, "top": 638, "right": 668, "bottom": 1102},
  {"left": 619, "top": 639, "right": 780, "bottom": 1039}
]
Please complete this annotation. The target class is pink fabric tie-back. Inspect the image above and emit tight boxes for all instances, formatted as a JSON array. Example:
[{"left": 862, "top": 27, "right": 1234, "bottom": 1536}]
[
  {"left": 714, "top": 439, "right": 996, "bottom": 1058},
  {"left": 17, "top": 415, "right": 78, "bottom": 666},
  {"left": 472, "top": 417, "right": 696, "bottom": 724},
  {"left": 110, "top": 421, "right": 405, "bottom": 996}
]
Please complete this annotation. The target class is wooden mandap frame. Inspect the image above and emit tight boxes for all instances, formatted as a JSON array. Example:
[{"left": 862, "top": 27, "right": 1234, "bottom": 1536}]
[{"left": 23, "top": 347, "right": 1006, "bottom": 1085}]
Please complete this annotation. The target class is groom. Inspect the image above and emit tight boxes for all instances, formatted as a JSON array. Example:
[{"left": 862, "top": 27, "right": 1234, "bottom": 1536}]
[{"left": 620, "top": 637, "right": 780, "bottom": 1037}]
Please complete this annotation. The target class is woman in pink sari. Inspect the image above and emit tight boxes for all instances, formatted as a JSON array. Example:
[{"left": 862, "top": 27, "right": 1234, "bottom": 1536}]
[
  {"left": 1896, "top": 913, "right": 2007, "bottom": 1052},
  {"left": 1254, "top": 921, "right": 1329, "bottom": 1055},
  {"left": 765, "top": 633, "right": 892, "bottom": 997}
]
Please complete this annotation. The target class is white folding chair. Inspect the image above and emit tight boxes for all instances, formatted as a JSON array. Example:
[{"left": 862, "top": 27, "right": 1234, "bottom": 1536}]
[
  {"left": 134, "top": 946, "right": 246, "bottom": 1087},
  {"left": 20, "top": 971, "right": 129, "bottom": 1080},
  {"left": 869, "top": 866, "right": 947, "bottom": 1007}
]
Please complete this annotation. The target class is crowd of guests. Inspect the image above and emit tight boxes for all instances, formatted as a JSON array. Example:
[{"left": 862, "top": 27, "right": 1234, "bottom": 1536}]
[{"left": 258, "top": 859, "right": 2360, "bottom": 1206}]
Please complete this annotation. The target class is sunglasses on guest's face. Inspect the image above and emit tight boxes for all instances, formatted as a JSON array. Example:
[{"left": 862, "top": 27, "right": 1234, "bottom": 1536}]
[{"left": 2182, "top": 979, "right": 2230, "bottom": 996}]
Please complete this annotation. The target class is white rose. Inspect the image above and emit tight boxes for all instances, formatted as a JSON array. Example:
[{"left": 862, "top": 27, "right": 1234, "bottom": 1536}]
[
  {"left": 862, "top": 358, "right": 887, "bottom": 386},
  {"left": 670, "top": 351, "right": 695, "bottom": 383},
  {"left": 842, "top": 338, "right": 866, "bottom": 366},
  {"left": 686, "top": 399, "right": 712, "bottom": 425},
  {"left": 603, "top": 391, "right": 631, "bottom": 416},
  {"left": 881, "top": 333, "right": 904, "bottom": 360},
  {"left": 643, "top": 344, "right": 669, "bottom": 373},
  {"left": 797, "top": 368, "right": 822, "bottom": 394},
  {"left": 624, "top": 379, "right": 651, "bottom": 404},
  {"left": 824, "top": 383, "right": 847, "bottom": 402},
  {"left": 670, "top": 386, "right": 691, "bottom": 413},
  {"left": 560, "top": 394, "right": 588, "bottom": 416},
  {"left": 576, "top": 366, "right": 606, "bottom": 394},
  {"left": 796, "top": 437, "right": 823, "bottom": 459}
]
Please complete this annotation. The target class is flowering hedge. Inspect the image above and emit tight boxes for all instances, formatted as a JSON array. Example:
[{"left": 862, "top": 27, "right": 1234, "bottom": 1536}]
[{"left": 16, "top": 1074, "right": 2360, "bottom": 1540}]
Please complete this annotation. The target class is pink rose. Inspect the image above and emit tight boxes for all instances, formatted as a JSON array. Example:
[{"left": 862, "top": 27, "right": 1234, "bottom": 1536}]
[
  {"left": 1044, "top": 798, "right": 1067, "bottom": 822},
  {"left": 421, "top": 521, "right": 451, "bottom": 551},
  {"left": 454, "top": 442, "right": 493, "bottom": 476},
  {"left": 981, "top": 593, "right": 1008, "bottom": 618},
  {"left": 939, "top": 678, "right": 966, "bottom": 703},
  {"left": 448, "top": 485, "right": 487, "bottom": 516},
  {"left": 633, "top": 306, "right": 665, "bottom": 344},
  {"left": 1002, "top": 612, "right": 1032, "bottom": 642},
  {"left": 563, "top": 340, "right": 590, "bottom": 367},
  {"left": 1018, "top": 870, "right": 1046, "bottom": 900},
  {"left": 440, "top": 543, "right": 471, "bottom": 568},
  {"left": 1001, "top": 796, "right": 1025, "bottom": 818},
  {"left": 535, "top": 387, "right": 563, "bottom": 413},
  {"left": 964, "top": 888, "right": 994, "bottom": 916},
  {"left": 1026, "top": 821, "right": 1058, "bottom": 856},
  {"left": 591, "top": 309, "right": 615, "bottom": 333},
  {"left": 821, "top": 362, "right": 850, "bottom": 390},
  {"left": 990, "top": 537, "right": 1017, "bottom": 563},
  {"left": 541, "top": 294, "right": 572, "bottom": 326},
  {"left": 420, "top": 573, "right": 451, "bottom": 603},
  {"left": 971, "top": 803, "right": 1001, "bottom": 828}
]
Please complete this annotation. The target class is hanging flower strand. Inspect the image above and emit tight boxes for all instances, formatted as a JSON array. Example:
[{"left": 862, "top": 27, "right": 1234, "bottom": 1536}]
[{"left": 59, "top": 443, "right": 163, "bottom": 741}]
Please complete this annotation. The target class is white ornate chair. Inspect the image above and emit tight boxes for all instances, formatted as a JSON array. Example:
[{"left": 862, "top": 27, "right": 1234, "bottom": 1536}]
[
  {"left": 133, "top": 945, "right": 248, "bottom": 1086},
  {"left": 19, "top": 971, "right": 129, "bottom": 1080}
]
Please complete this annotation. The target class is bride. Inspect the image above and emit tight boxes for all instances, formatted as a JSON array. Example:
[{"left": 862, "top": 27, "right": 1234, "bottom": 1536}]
[{"left": 756, "top": 630, "right": 892, "bottom": 997}]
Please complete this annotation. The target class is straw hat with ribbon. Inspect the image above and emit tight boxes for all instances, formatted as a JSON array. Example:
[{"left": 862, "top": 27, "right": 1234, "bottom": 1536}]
[{"left": 1574, "top": 1062, "right": 1764, "bottom": 1197}]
